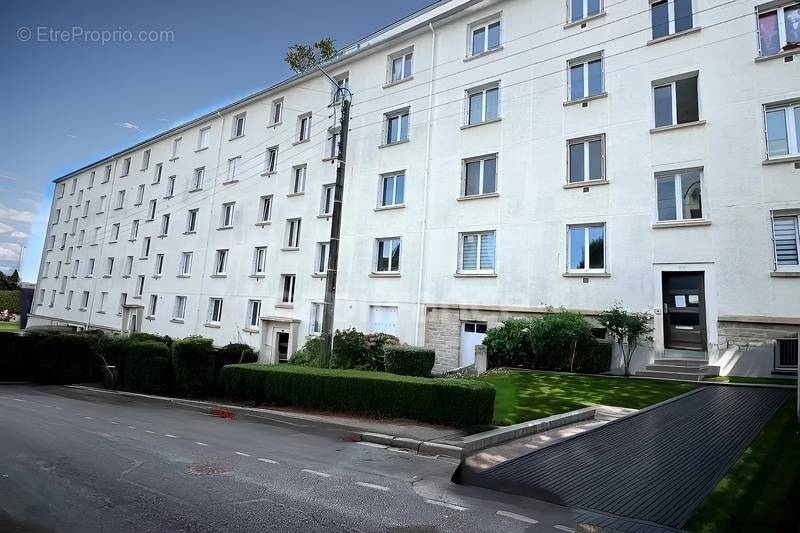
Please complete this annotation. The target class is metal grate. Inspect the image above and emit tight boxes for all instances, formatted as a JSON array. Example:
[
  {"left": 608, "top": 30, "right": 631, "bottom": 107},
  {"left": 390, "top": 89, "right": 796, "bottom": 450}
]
[{"left": 775, "top": 337, "right": 799, "bottom": 369}]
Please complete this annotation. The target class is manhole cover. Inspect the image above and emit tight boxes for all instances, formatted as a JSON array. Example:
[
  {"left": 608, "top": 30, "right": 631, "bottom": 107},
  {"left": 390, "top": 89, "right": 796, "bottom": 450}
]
[{"left": 185, "top": 463, "right": 225, "bottom": 476}]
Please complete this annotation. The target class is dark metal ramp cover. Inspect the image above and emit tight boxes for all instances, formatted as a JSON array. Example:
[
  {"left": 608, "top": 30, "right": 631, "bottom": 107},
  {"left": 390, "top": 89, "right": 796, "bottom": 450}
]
[{"left": 463, "top": 386, "right": 789, "bottom": 529}]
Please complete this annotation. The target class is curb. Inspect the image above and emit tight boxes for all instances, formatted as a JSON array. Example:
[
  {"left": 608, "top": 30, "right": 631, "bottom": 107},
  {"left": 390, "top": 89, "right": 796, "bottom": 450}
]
[{"left": 359, "top": 432, "right": 463, "bottom": 458}]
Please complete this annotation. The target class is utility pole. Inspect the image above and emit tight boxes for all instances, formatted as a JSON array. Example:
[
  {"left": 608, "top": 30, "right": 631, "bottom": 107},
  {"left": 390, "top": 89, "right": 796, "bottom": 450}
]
[{"left": 319, "top": 91, "right": 351, "bottom": 368}]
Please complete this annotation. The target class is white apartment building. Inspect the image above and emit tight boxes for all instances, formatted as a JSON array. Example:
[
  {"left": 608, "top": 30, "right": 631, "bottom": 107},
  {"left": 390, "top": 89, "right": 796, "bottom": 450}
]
[{"left": 29, "top": 0, "right": 800, "bottom": 376}]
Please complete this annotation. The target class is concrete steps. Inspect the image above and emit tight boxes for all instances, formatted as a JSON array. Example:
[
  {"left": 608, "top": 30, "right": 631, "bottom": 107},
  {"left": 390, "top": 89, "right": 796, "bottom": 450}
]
[{"left": 635, "top": 355, "right": 719, "bottom": 381}]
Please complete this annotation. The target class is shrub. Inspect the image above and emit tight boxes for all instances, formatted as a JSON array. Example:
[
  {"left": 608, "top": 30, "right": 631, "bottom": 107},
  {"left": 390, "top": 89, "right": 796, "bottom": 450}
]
[
  {"left": 289, "top": 337, "right": 321, "bottom": 367},
  {"left": 383, "top": 345, "right": 435, "bottom": 377},
  {"left": 172, "top": 336, "right": 216, "bottom": 398},
  {"left": 122, "top": 340, "right": 173, "bottom": 395},
  {"left": 215, "top": 343, "right": 258, "bottom": 372},
  {"left": 128, "top": 332, "right": 173, "bottom": 347},
  {"left": 96, "top": 335, "right": 130, "bottom": 368},
  {"left": 528, "top": 311, "right": 596, "bottom": 372},
  {"left": 0, "top": 332, "right": 32, "bottom": 380},
  {"left": 483, "top": 317, "right": 536, "bottom": 369},
  {"left": 364, "top": 333, "right": 400, "bottom": 371},
  {"left": 0, "top": 290, "right": 20, "bottom": 314},
  {"left": 218, "top": 364, "right": 495, "bottom": 427},
  {"left": 35, "top": 333, "right": 102, "bottom": 384},
  {"left": 573, "top": 341, "right": 613, "bottom": 374},
  {"left": 331, "top": 328, "right": 368, "bottom": 369}
]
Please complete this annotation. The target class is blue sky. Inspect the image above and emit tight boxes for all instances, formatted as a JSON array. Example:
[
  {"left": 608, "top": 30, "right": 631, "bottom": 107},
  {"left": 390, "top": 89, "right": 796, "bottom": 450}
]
[{"left": 0, "top": 0, "right": 433, "bottom": 281}]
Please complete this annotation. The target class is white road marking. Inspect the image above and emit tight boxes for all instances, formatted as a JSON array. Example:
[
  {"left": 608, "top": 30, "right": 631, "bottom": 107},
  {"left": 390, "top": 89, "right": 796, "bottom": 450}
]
[
  {"left": 355, "top": 481, "right": 390, "bottom": 492},
  {"left": 194, "top": 442, "right": 208, "bottom": 446},
  {"left": 496, "top": 510, "right": 538, "bottom": 524},
  {"left": 84, "top": 416, "right": 94, "bottom": 420},
  {"left": 425, "top": 499, "right": 468, "bottom": 511},
  {"left": 554, "top": 526, "right": 575, "bottom": 532},
  {"left": 128, "top": 426, "right": 136, "bottom": 429},
  {"left": 234, "top": 452, "right": 250, "bottom": 457},
  {"left": 13, "top": 398, "right": 23, "bottom": 402},
  {"left": 257, "top": 458, "right": 277, "bottom": 464},
  {"left": 110, "top": 421, "right": 119, "bottom": 425},
  {"left": 301, "top": 469, "right": 330, "bottom": 478},
  {"left": 145, "top": 430, "right": 155, "bottom": 434},
  {"left": 356, "top": 441, "right": 387, "bottom": 449},
  {"left": 164, "top": 434, "right": 177, "bottom": 438}
]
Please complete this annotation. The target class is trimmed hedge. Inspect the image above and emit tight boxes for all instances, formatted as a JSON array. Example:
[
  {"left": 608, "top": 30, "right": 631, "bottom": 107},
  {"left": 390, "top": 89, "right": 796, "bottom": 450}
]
[
  {"left": 0, "top": 290, "right": 20, "bottom": 314},
  {"left": 122, "top": 340, "right": 173, "bottom": 395},
  {"left": 0, "top": 332, "right": 34, "bottom": 380},
  {"left": 172, "top": 336, "right": 215, "bottom": 398},
  {"left": 218, "top": 364, "right": 495, "bottom": 427},
  {"left": 573, "top": 341, "right": 613, "bottom": 374},
  {"left": 383, "top": 345, "right": 435, "bottom": 377},
  {"left": 215, "top": 343, "right": 258, "bottom": 372},
  {"left": 35, "top": 333, "right": 102, "bottom": 384}
]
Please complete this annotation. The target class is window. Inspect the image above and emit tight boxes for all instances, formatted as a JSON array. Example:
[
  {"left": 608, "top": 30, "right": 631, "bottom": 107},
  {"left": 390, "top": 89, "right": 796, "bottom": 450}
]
[
  {"left": 286, "top": 218, "right": 301, "bottom": 248},
  {"left": 208, "top": 298, "right": 223, "bottom": 324},
  {"left": 65, "top": 290, "right": 73, "bottom": 309},
  {"left": 142, "top": 237, "right": 151, "bottom": 258},
  {"left": 105, "top": 256, "right": 115, "bottom": 276},
  {"left": 315, "top": 242, "right": 329, "bottom": 275},
  {"left": 136, "top": 275, "right": 145, "bottom": 297},
  {"left": 160, "top": 213, "right": 170, "bottom": 236},
  {"left": 111, "top": 223, "right": 120, "bottom": 242},
  {"left": 141, "top": 149, "right": 151, "bottom": 170},
  {"left": 379, "top": 173, "right": 405, "bottom": 207},
  {"left": 568, "top": 135, "right": 605, "bottom": 183},
  {"left": 384, "top": 109, "right": 409, "bottom": 144},
  {"left": 124, "top": 255, "right": 133, "bottom": 276},
  {"left": 80, "top": 291, "right": 89, "bottom": 309},
  {"left": 83, "top": 200, "right": 90, "bottom": 217},
  {"left": 173, "top": 296, "right": 187, "bottom": 320},
  {"left": 118, "top": 293, "right": 127, "bottom": 315},
  {"left": 463, "top": 155, "right": 497, "bottom": 197},
  {"left": 232, "top": 113, "right": 246, "bottom": 139},
  {"left": 186, "top": 209, "right": 198, "bottom": 233},
  {"left": 259, "top": 195, "right": 273, "bottom": 223},
  {"left": 653, "top": 73, "right": 699, "bottom": 128},
  {"left": 375, "top": 238, "right": 401, "bottom": 272},
  {"left": 651, "top": 0, "right": 693, "bottom": 39},
  {"left": 192, "top": 167, "right": 204, "bottom": 190},
  {"left": 265, "top": 146, "right": 279, "bottom": 173},
  {"left": 246, "top": 300, "right": 262, "bottom": 328},
  {"left": 281, "top": 274, "right": 296, "bottom": 303},
  {"left": 179, "top": 251, "right": 193, "bottom": 276},
  {"left": 97, "top": 195, "right": 107, "bottom": 213},
  {"left": 72, "top": 259, "right": 79, "bottom": 277},
  {"left": 59, "top": 275, "right": 67, "bottom": 294},
  {"left": 57, "top": 183, "right": 65, "bottom": 199},
  {"left": 214, "top": 249, "right": 228, "bottom": 275},
  {"left": 71, "top": 178, "right": 78, "bottom": 195},
  {"left": 66, "top": 205, "right": 72, "bottom": 221},
  {"left": 48, "top": 234, "right": 55, "bottom": 250},
  {"left": 470, "top": 17, "right": 501, "bottom": 55},
  {"left": 53, "top": 209, "right": 61, "bottom": 225},
  {"left": 220, "top": 202, "right": 235, "bottom": 228},
  {"left": 37, "top": 289, "right": 45, "bottom": 305},
  {"left": 764, "top": 101, "right": 800, "bottom": 158},
  {"left": 78, "top": 229, "right": 85, "bottom": 245},
  {"left": 569, "top": 0, "right": 602, "bottom": 22},
  {"left": 292, "top": 165, "right": 307, "bottom": 194},
  {"left": 44, "top": 261, "right": 51, "bottom": 278},
  {"left": 71, "top": 218, "right": 78, "bottom": 235},
  {"left": 116, "top": 189, "right": 126, "bottom": 209},
  {"left": 166, "top": 175, "right": 176, "bottom": 197},
  {"left": 60, "top": 232, "right": 67, "bottom": 249},
  {"left": 321, "top": 184, "right": 335, "bottom": 215},
  {"left": 772, "top": 213, "right": 800, "bottom": 271},
  {"left": 467, "top": 84, "right": 500, "bottom": 125},
  {"left": 136, "top": 184, "right": 145, "bottom": 205},
  {"left": 758, "top": 3, "right": 800, "bottom": 57},
  {"left": 88, "top": 171, "right": 95, "bottom": 188},
  {"left": 130, "top": 219, "right": 139, "bottom": 240},
  {"left": 146, "top": 294, "right": 157, "bottom": 317},
  {"left": 121, "top": 157, "right": 131, "bottom": 177},
  {"left": 66, "top": 246, "right": 74, "bottom": 263},
  {"left": 327, "top": 128, "right": 341, "bottom": 159},
  {"left": 153, "top": 163, "right": 163, "bottom": 184},
  {"left": 459, "top": 231, "right": 496, "bottom": 273},
  {"left": 309, "top": 302, "right": 323, "bottom": 335},
  {"left": 87, "top": 258, "right": 95, "bottom": 277},
  {"left": 333, "top": 74, "right": 349, "bottom": 103},
  {"left": 298, "top": 114, "right": 312, "bottom": 142},
  {"left": 98, "top": 292, "right": 107, "bottom": 313},
  {"left": 568, "top": 53, "right": 603, "bottom": 101},
  {"left": 389, "top": 50, "right": 413, "bottom": 82},
  {"left": 253, "top": 246, "right": 267, "bottom": 276},
  {"left": 227, "top": 157, "right": 241, "bottom": 182},
  {"left": 568, "top": 224, "right": 606, "bottom": 273},
  {"left": 148, "top": 199, "right": 157, "bottom": 220},
  {"left": 103, "top": 164, "right": 112, "bottom": 183},
  {"left": 171, "top": 138, "right": 181, "bottom": 159},
  {"left": 55, "top": 261, "right": 61, "bottom": 277},
  {"left": 270, "top": 99, "right": 283, "bottom": 125},
  {"left": 154, "top": 253, "right": 165, "bottom": 276},
  {"left": 655, "top": 169, "right": 703, "bottom": 222},
  {"left": 76, "top": 190, "right": 83, "bottom": 205},
  {"left": 198, "top": 126, "right": 210, "bottom": 150},
  {"left": 49, "top": 291, "right": 57, "bottom": 308}
]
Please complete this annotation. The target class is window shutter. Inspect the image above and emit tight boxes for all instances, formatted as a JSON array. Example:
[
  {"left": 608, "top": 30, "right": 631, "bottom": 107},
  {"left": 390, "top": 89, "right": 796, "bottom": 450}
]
[{"left": 773, "top": 216, "right": 799, "bottom": 266}]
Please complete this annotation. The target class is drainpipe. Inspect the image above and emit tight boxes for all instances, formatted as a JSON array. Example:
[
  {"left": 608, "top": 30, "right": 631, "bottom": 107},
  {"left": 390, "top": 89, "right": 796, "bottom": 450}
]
[{"left": 414, "top": 22, "right": 436, "bottom": 346}]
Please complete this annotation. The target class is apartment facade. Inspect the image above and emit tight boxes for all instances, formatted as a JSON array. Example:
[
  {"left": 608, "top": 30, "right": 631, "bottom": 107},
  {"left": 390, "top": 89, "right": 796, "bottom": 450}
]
[{"left": 29, "top": 0, "right": 800, "bottom": 376}]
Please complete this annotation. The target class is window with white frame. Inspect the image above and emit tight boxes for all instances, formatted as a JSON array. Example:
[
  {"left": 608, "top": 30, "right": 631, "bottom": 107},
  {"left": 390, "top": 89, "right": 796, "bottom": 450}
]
[
  {"left": 72, "top": 259, "right": 80, "bottom": 277},
  {"left": 321, "top": 184, "right": 335, "bottom": 215},
  {"left": 130, "top": 219, "right": 139, "bottom": 240},
  {"left": 171, "top": 137, "right": 181, "bottom": 159},
  {"left": 57, "top": 183, "right": 65, "bottom": 199},
  {"left": 227, "top": 156, "right": 241, "bottom": 182},
  {"left": 259, "top": 195, "right": 273, "bottom": 223},
  {"left": 49, "top": 289, "right": 56, "bottom": 307},
  {"left": 246, "top": 300, "right": 261, "bottom": 328},
  {"left": 121, "top": 157, "right": 131, "bottom": 177},
  {"left": 55, "top": 261, "right": 62, "bottom": 277},
  {"left": 569, "top": 0, "right": 602, "bottom": 22},
  {"left": 115, "top": 189, "right": 126, "bottom": 209},
  {"left": 758, "top": 3, "right": 800, "bottom": 57},
  {"left": 37, "top": 289, "right": 45, "bottom": 305},
  {"left": 333, "top": 74, "right": 349, "bottom": 103},
  {"left": 292, "top": 165, "right": 307, "bottom": 193},
  {"left": 179, "top": 251, "right": 193, "bottom": 275},
  {"left": 192, "top": 167, "right": 204, "bottom": 190},
  {"left": 286, "top": 218, "right": 301, "bottom": 248},
  {"left": 124, "top": 255, "right": 133, "bottom": 276},
  {"left": 70, "top": 218, "right": 78, "bottom": 235},
  {"left": 60, "top": 232, "right": 67, "bottom": 249},
  {"left": 78, "top": 229, "right": 85, "bottom": 246},
  {"left": 87, "top": 258, "right": 95, "bottom": 277},
  {"left": 568, "top": 53, "right": 604, "bottom": 101},
  {"left": 173, "top": 296, "right": 187, "bottom": 320},
  {"left": 252, "top": 246, "right": 267, "bottom": 276},
  {"left": 105, "top": 256, "right": 114, "bottom": 276},
  {"left": 76, "top": 189, "right": 83, "bottom": 205},
  {"left": 154, "top": 253, "right": 165, "bottom": 276},
  {"left": 568, "top": 224, "right": 606, "bottom": 273},
  {"left": 214, "top": 249, "right": 228, "bottom": 275},
  {"left": 147, "top": 294, "right": 158, "bottom": 317},
  {"left": 651, "top": 0, "right": 693, "bottom": 39},
  {"left": 166, "top": 175, "right": 176, "bottom": 197},
  {"left": 309, "top": 302, "right": 323, "bottom": 334},
  {"left": 43, "top": 261, "right": 50, "bottom": 278},
  {"left": 65, "top": 290, "right": 73, "bottom": 309},
  {"left": 141, "top": 149, "right": 151, "bottom": 170},
  {"left": 270, "top": 99, "right": 283, "bottom": 125},
  {"left": 111, "top": 223, "right": 120, "bottom": 242},
  {"left": 265, "top": 146, "right": 278, "bottom": 173},
  {"left": 88, "top": 171, "right": 95, "bottom": 188},
  {"left": 59, "top": 275, "right": 67, "bottom": 294},
  {"left": 327, "top": 128, "right": 341, "bottom": 158},
  {"left": 198, "top": 126, "right": 210, "bottom": 150},
  {"left": 467, "top": 84, "right": 500, "bottom": 125},
  {"left": 375, "top": 238, "right": 401, "bottom": 272},
  {"left": 389, "top": 49, "right": 413, "bottom": 83},
  {"left": 80, "top": 291, "right": 89, "bottom": 309},
  {"left": 655, "top": 169, "right": 703, "bottom": 222},
  {"left": 136, "top": 184, "right": 145, "bottom": 205},
  {"left": 65, "top": 205, "right": 72, "bottom": 221},
  {"left": 153, "top": 163, "right": 163, "bottom": 184},
  {"left": 384, "top": 109, "right": 409, "bottom": 144},
  {"left": 118, "top": 293, "right": 127, "bottom": 315},
  {"left": 462, "top": 155, "right": 497, "bottom": 197},
  {"left": 379, "top": 173, "right": 405, "bottom": 207},
  {"left": 764, "top": 101, "right": 800, "bottom": 158},
  {"left": 142, "top": 237, "right": 151, "bottom": 258},
  {"left": 98, "top": 291, "right": 107, "bottom": 313},
  {"left": 71, "top": 179, "right": 78, "bottom": 194},
  {"left": 186, "top": 209, "right": 198, "bottom": 233},
  {"left": 66, "top": 246, "right": 74, "bottom": 263},
  {"left": 280, "top": 274, "right": 296, "bottom": 303},
  {"left": 48, "top": 234, "right": 55, "bottom": 250},
  {"left": 103, "top": 164, "right": 112, "bottom": 183},
  {"left": 208, "top": 298, "right": 223, "bottom": 324},
  {"left": 232, "top": 113, "right": 246, "bottom": 139},
  {"left": 469, "top": 16, "right": 501, "bottom": 56},
  {"left": 298, "top": 114, "right": 312, "bottom": 142},
  {"left": 459, "top": 231, "right": 496, "bottom": 273},
  {"left": 315, "top": 242, "right": 329, "bottom": 275},
  {"left": 160, "top": 213, "right": 170, "bottom": 236},
  {"left": 136, "top": 275, "right": 145, "bottom": 297},
  {"left": 220, "top": 202, "right": 235, "bottom": 228},
  {"left": 653, "top": 73, "right": 699, "bottom": 128},
  {"left": 97, "top": 195, "right": 106, "bottom": 214},
  {"left": 568, "top": 135, "right": 605, "bottom": 183},
  {"left": 53, "top": 209, "right": 61, "bottom": 225},
  {"left": 772, "top": 212, "right": 800, "bottom": 271},
  {"left": 148, "top": 199, "right": 157, "bottom": 220}
]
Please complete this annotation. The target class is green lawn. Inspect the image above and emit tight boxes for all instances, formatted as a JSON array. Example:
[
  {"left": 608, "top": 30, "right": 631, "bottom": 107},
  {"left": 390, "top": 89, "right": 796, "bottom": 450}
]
[
  {"left": 687, "top": 395, "right": 799, "bottom": 532},
  {"left": 0, "top": 321, "right": 19, "bottom": 332},
  {"left": 705, "top": 375, "right": 797, "bottom": 386},
  {"left": 479, "top": 370, "right": 699, "bottom": 425}
]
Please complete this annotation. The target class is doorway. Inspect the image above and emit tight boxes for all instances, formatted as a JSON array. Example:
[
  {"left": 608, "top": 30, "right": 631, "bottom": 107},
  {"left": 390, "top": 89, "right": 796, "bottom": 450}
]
[
  {"left": 460, "top": 321, "right": 487, "bottom": 367},
  {"left": 662, "top": 272, "right": 706, "bottom": 352},
  {"left": 276, "top": 332, "right": 290, "bottom": 363}
]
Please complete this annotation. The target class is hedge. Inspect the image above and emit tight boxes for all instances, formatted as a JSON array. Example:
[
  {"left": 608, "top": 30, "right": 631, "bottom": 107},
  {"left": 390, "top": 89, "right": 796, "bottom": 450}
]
[
  {"left": 122, "top": 340, "right": 173, "bottom": 395},
  {"left": 383, "top": 345, "right": 435, "bottom": 377},
  {"left": 573, "top": 341, "right": 613, "bottom": 374},
  {"left": 172, "top": 336, "right": 215, "bottom": 398},
  {"left": 218, "top": 364, "right": 495, "bottom": 427},
  {"left": 0, "top": 290, "right": 20, "bottom": 314},
  {"left": 0, "top": 332, "right": 34, "bottom": 380},
  {"left": 1, "top": 331, "right": 102, "bottom": 384},
  {"left": 215, "top": 343, "right": 258, "bottom": 372}
]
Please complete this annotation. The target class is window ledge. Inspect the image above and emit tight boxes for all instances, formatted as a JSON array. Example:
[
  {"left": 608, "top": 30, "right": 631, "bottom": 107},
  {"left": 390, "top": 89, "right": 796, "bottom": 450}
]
[
  {"left": 261, "top": 170, "right": 276, "bottom": 177},
  {"left": 151, "top": 274, "right": 162, "bottom": 279},
  {"left": 379, "top": 139, "right": 410, "bottom": 149},
  {"left": 461, "top": 117, "right": 502, "bottom": 130},
  {"left": 317, "top": 213, "right": 333, "bottom": 219},
  {"left": 463, "top": 45, "right": 504, "bottom": 63},
  {"left": 145, "top": 315, "right": 155, "bottom": 321},
  {"left": 255, "top": 221, "right": 272, "bottom": 227},
  {"left": 163, "top": 195, "right": 174, "bottom": 200},
  {"left": 564, "top": 179, "right": 609, "bottom": 189},
  {"left": 157, "top": 234, "right": 168, "bottom": 239},
  {"left": 652, "top": 219, "right": 711, "bottom": 229},
  {"left": 139, "top": 256, "right": 149, "bottom": 260},
  {"left": 85, "top": 275, "right": 93, "bottom": 279},
  {"left": 322, "top": 156, "right": 337, "bottom": 163},
  {"left": 204, "top": 323, "right": 221, "bottom": 329},
  {"left": 754, "top": 48, "right": 800, "bottom": 63},
  {"left": 268, "top": 121, "right": 283, "bottom": 128},
  {"left": 374, "top": 204, "right": 406, "bottom": 212},
  {"left": 188, "top": 187, "right": 202, "bottom": 193},
  {"left": 182, "top": 231, "right": 196, "bottom": 235},
  {"left": 563, "top": 11, "right": 606, "bottom": 29},
  {"left": 145, "top": 218, "right": 155, "bottom": 222},
  {"left": 286, "top": 192, "right": 305, "bottom": 198},
  {"left": 242, "top": 327, "right": 259, "bottom": 333},
  {"left": 169, "top": 157, "right": 179, "bottom": 162},
  {"left": 217, "top": 226, "right": 233, "bottom": 231},
  {"left": 383, "top": 76, "right": 414, "bottom": 89},
  {"left": 457, "top": 192, "right": 499, "bottom": 201},
  {"left": 210, "top": 274, "right": 227, "bottom": 278},
  {"left": 275, "top": 303, "right": 294, "bottom": 309},
  {"left": 230, "top": 134, "right": 245, "bottom": 141},
  {"left": 563, "top": 272, "right": 611, "bottom": 278},
  {"left": 171, "top": 318, "right": 185, "bottom": 324},
  {"left": 122, "top": 275, "right": 131, "bottom": 279},
  {"left": 564, "top": 92, "right": 608, "bottom": 107},
  {"left": 770, "top": 271, "right": 800, "bottom": 277},
  {"left": 102, "top": 275, "right": 112, "bottom": 279},
  {"left": 311, "top": 273, "right": 326, "bottom": 278},
  {"left": 128, "top": 238, "right": 137, "bottom": 242},
  {"left": 369, "top": 272, "right": 401, "bottom": 278},
  {"left": 194, "top": 147, "right": 208, "bottom": 153},
  {"left": 281, "top": 247, "right": 300, "bottom": 252},
  {"left": 454, "top": 272, "right": 498, "bottom": 278},
  {"left": 292, "top": 138, "right": 310, "bottom": 146},
  {"left": 223, "top": 179, "right": 240, "bottom": 185},
  {"left": 177, "top": 274, "right": 191, "bottom": 278},
  {"left": 650, "top": 120, "right": 706, "bottom": 134},
  {"left": 763, "top": 154, "right": 800, "bottom": 165},
  {"left": 249, "top": 274, "right": 266, "bottom": 279},
  {"left": 96, "top": 311, "right": 106, "bottom": 315},
  {"left": 647, "top": 26, "right": 702, "bottom": 46},
  {"left": 151, "top": 182, "right": 161, "bottom": 186},
  {"left": 78, "top": 307, "right": 87, "bottom": 312}
]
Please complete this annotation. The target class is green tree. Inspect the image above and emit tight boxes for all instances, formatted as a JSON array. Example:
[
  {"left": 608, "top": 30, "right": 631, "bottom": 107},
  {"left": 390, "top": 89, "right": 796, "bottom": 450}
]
[
  {"left": 284, "top": 37, "right": 337, "bottom": 73},
  {"left": 598, "top": 303, "right": 653, "bottom": 377}
]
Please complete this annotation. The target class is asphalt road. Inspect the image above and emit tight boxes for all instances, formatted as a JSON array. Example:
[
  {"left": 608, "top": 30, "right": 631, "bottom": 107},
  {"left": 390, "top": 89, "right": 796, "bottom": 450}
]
[{"left": 0, "top": 385, "right": 579, "bottom": 533}]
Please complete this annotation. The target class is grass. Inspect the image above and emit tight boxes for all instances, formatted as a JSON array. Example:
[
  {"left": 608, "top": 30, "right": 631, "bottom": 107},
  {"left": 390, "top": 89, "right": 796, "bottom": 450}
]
[
  {"left": 687, "top": 395, "right": 799, "bottom": 532},
  {"left": 705, "top": 375, "right": 797, "bottom": 386},
  {"left": 479, "top": 370, "right": 699, "bottom": 425},
  {"left": 0, "top": 321, "right": 19, "bottom": 332}
]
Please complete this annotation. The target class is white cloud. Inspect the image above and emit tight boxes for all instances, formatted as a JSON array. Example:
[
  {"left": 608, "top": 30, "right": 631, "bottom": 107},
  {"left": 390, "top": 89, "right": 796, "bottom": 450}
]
[
  {"left": 116, "top": 122, "right": 142, "bottom": 132},
  {"left": 0, "top": 244, "right": 20, "bottom": 261},
  {"left": 156, "top": 117, "right": 169, "bottom": 122},
  {"left": 0, "top": 203, "right": 34, "bottom": 224},
  {"left": 66, "top": 134, "right": 77, "bottom": 139}
]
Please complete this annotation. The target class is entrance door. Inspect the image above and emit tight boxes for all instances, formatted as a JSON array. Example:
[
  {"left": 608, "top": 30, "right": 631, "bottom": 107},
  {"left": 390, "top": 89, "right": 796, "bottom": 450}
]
[
  {"left": 276, "top": 332, "right": 290, "bottom": 363},
  {"left": 662, "top": 272, "right": 706, "bottom": 352},
  {"left": 460, "top": 321, "right": 487, "bottom": 367},
  {"left": 129, "top": 313, "right": 138, "bottom": 333}
]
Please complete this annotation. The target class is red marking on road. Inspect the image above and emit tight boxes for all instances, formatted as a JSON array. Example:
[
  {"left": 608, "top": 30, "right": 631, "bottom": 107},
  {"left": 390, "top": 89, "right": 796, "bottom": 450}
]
[{"left": 210, "top": 407, "right": 236, "bottom": 419}]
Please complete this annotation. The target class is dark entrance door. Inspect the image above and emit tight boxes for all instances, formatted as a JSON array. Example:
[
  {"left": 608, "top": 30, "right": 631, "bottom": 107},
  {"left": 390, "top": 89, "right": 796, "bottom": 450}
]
[
  {"left": 276, "top": 332, "right": 290, "bottom": 363},
  {"left": 662, "top": 272, "right": 706, "bottom": 352}
]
